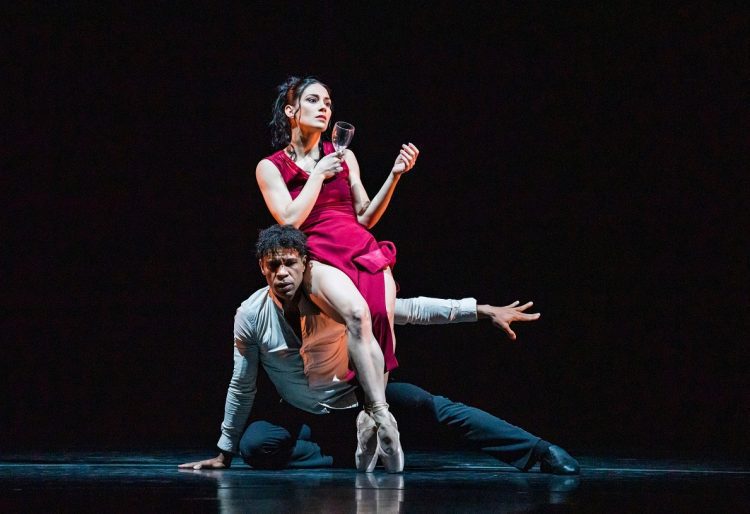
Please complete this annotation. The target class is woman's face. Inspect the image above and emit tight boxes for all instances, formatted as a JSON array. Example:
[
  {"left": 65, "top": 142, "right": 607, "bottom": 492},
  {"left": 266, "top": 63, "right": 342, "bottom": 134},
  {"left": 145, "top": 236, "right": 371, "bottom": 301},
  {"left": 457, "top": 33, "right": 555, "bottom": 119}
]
[{"left": 286, "top": 82, "right": 332, "bottom": 132}]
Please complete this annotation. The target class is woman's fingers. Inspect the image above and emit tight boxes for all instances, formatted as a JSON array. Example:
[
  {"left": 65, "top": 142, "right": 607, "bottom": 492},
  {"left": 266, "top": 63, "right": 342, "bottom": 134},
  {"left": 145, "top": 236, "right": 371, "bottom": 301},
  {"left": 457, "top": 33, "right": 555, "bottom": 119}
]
[
  {"left": 393, "top": 143, "right": 419, "bottom": 173},
  {"left": 402, "top": 145, "right": 418, "bottom": 160},
  {"left": 399, "top": 150, "right": 416, "bottom": 169}
]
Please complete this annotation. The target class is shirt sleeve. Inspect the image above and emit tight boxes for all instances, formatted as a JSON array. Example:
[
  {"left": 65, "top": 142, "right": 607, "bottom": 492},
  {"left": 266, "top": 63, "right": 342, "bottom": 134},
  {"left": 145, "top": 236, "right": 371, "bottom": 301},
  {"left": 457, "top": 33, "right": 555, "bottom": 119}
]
[
  {"left": 217, "top": 308, "right": 260, "bottom": 454},
  {"left": 393, "top": 297, "right": 477, "bottom": 325}
]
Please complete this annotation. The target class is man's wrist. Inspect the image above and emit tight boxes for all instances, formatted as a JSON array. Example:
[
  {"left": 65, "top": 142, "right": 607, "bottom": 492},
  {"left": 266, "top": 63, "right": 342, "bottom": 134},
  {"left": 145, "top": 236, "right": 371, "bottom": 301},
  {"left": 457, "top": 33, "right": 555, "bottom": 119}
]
[{"left": 217, "top": 448, "right": 234, "bottom": 461}]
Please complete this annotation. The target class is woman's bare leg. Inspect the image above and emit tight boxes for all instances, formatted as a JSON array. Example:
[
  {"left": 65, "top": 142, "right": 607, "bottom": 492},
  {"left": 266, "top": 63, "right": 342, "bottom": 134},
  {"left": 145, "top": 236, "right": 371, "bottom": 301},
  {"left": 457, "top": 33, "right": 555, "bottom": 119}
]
[
  {"left": 306, "top": 261, "right": 402, "bottom": 471},
  {"left": 368, "top": 266, "right": 403, "bottom": 470},
  {"left": 306, "top": 260, "right": 387, "bottom": 405}
]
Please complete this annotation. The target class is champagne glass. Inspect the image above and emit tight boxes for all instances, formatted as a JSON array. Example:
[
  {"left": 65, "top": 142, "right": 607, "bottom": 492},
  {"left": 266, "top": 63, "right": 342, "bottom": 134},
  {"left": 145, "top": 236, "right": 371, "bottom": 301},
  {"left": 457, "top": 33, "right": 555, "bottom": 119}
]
[
  {"left": 332, "top": 121, "right": 355, "bottom": 153},
  {"left": 333, "top": 121, "right": 365, "bottom": 211}
]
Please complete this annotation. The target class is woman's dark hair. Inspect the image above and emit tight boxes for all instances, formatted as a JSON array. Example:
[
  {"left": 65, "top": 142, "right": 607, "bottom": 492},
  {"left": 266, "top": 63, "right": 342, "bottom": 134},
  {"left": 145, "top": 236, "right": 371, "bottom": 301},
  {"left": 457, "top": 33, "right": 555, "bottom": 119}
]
[
  {"left": 255, "top": 224, "right": 309, "bottom": 259},
  {"left": 269, "top": 76, "right": 332, "bottom": 149}
]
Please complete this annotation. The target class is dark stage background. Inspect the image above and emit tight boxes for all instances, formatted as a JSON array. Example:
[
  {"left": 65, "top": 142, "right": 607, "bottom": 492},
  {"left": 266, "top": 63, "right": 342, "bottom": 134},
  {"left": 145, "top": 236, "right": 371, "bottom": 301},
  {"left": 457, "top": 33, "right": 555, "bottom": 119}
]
[{"left": 5, "top": 4, "right": 748, "bottom": 457}]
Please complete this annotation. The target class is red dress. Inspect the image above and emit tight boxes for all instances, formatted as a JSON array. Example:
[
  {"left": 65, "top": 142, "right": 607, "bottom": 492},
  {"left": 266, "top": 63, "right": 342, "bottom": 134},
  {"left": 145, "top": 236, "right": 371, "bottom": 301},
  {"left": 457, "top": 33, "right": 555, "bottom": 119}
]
[{"left": 265, "top": 141, "right": 398, "bottom": 372}]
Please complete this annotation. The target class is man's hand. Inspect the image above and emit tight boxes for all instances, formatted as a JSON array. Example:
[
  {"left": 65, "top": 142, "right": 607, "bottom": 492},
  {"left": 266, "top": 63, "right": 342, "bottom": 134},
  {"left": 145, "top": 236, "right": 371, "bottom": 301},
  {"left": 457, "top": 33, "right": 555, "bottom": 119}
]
[
  {"left": 477, "top": 301, "right": 540, "bottom": 340},
  {"left": 178, "top": 452, "right": 232, "bottom": 470}
]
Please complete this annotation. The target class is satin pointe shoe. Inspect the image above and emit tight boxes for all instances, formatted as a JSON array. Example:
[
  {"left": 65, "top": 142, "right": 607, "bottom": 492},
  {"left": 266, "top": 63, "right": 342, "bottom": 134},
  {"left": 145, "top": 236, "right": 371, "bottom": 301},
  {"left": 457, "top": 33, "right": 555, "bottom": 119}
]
[
  {"left": 355, "top": 409, "right": 379, "bottom": 472},
  {"left": 539, "top": 445, "right": 580, "bottom": 475},
  {"left": 368, "top": 402, "right": 404, "bottom": 473}
]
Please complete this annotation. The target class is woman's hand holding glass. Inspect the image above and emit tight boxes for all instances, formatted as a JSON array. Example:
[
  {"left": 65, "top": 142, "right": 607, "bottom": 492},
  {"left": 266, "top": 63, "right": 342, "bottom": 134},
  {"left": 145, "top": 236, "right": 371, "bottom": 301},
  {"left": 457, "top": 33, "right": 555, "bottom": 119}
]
[
  {"left": 391, "top": 143, "right": 420, "bottom": 175},
  {"left": 311, "top": 152, "right": 344, "bottom": 180}
]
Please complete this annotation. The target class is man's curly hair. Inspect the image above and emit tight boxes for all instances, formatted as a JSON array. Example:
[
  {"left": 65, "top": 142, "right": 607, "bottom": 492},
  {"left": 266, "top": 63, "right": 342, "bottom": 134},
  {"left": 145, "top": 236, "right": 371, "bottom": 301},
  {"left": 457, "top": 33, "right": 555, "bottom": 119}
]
[{"left": 255, "top": 224, "right": 309, "bottom": 260}]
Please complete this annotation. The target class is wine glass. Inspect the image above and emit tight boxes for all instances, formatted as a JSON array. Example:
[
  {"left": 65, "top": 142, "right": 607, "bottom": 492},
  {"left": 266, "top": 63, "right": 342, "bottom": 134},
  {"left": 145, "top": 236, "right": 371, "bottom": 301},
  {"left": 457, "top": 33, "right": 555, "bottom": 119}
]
[{"left": 332, "top": 121, "right": 355, "bottom": 153}]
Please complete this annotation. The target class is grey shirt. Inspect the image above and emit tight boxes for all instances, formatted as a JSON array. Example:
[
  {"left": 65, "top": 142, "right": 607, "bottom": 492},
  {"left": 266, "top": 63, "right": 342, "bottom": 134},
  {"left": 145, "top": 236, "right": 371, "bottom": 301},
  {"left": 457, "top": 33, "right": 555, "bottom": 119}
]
[{"left": 218, "top": 287, "right": 477, "bottom": 453}]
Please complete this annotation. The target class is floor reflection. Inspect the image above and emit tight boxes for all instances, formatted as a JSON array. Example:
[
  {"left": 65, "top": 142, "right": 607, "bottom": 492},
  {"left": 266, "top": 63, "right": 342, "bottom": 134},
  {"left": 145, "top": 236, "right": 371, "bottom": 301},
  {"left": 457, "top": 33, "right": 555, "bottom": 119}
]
[
  {"left": 1, "top": 451, "right": 747, "bottom": 512},
  {"left": 354, "top": 473, "right": 404, "bottom": 513},
  {"left": 181, "top": 465, "right": 580, "bottom": 513}
]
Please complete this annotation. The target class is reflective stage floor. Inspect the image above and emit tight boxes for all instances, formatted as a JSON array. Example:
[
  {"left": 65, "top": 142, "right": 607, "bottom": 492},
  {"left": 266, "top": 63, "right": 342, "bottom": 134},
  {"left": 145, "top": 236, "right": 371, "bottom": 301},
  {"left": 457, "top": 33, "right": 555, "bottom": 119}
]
[{"left": 1, "top": 451, "right": 748, "bottom": 512}]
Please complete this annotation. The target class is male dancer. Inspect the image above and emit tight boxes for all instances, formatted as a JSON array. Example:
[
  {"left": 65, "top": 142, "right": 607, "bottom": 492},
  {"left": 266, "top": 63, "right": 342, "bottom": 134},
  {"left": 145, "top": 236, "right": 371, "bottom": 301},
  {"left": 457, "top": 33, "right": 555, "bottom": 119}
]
[{"left": 180, "top": 225, "right": 579, "bottom": 474}]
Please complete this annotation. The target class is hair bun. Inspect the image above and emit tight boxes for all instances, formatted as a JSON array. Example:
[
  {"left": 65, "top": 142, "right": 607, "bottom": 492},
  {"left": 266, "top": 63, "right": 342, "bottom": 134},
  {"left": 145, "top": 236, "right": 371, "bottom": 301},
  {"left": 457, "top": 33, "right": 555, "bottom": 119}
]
[{"left": 278, "top": 76, "right": 302, "bottom": 95}]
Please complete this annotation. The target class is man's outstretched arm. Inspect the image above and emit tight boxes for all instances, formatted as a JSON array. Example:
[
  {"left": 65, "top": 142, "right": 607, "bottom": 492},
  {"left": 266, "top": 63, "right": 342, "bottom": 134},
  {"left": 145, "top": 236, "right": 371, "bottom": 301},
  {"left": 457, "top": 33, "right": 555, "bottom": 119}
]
[{"left": 394, "top": 297, "right": 540, "bottom": 340}]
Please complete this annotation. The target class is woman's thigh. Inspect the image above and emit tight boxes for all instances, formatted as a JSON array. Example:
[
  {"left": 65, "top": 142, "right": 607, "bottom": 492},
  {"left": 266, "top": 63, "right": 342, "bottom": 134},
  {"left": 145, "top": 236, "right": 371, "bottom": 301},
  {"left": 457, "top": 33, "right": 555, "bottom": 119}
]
[{"left": 305, "top": 260, "right": 369, "bottom": 325}]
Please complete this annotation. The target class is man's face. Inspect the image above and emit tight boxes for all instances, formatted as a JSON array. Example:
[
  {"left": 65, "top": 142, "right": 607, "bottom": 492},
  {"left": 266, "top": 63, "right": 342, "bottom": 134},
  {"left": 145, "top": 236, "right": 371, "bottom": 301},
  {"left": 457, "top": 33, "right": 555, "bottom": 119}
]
[{"left": 259, "top": 249, "right": 306, "bottom": 303}]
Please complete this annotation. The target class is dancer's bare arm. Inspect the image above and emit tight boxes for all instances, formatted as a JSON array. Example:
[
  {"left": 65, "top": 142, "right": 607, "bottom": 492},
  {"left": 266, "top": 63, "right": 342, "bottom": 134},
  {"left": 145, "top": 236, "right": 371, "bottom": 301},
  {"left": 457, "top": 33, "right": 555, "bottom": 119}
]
[
  {"left": 352, "top": 143, "right": 419, "bottom": 228},
  {"left": 256, "top": 154, "right": 343, "bottom": 227}
]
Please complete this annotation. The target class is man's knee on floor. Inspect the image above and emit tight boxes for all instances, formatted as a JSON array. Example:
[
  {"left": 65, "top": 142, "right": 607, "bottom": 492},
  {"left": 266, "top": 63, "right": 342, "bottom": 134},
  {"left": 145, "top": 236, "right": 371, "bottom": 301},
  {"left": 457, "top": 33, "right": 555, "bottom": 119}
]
[{"left": 239, "top": 421, "right": 294, "bottom": 469}]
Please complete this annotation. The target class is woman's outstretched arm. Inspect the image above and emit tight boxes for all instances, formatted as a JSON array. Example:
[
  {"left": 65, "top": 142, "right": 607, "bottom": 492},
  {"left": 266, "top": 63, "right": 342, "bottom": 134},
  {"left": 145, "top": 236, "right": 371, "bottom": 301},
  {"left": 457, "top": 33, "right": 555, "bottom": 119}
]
[
  {"left": 256, "top": 154, "right": 343, "bottom": 228},
  {"left": 349, "top": 143, "right": 419, "bottom": 228}
]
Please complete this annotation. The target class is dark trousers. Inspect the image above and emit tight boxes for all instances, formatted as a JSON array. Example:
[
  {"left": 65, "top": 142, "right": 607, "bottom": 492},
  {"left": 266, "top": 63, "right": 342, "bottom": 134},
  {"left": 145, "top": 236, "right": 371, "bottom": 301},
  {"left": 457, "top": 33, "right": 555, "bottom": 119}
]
[{"left": 239, "top": 382, "right": 548, "bottom": 470}]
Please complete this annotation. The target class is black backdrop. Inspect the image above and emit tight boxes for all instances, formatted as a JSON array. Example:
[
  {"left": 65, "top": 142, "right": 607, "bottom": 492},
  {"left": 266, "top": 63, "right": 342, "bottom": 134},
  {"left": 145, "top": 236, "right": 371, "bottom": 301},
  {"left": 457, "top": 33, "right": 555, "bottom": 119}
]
[{"left": 5, "top": 4, "right": 748, "bottom": 457}]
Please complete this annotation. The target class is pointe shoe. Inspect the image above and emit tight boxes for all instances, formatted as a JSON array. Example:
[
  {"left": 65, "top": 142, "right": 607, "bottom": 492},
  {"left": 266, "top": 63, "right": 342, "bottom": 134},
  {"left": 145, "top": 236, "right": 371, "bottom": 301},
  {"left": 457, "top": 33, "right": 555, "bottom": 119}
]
[
  {"left": 355, "top": 410, "right": 379, "bottom": 472},
  {"left": 369, "top": 402, "right": 404, "bottom": 473}
]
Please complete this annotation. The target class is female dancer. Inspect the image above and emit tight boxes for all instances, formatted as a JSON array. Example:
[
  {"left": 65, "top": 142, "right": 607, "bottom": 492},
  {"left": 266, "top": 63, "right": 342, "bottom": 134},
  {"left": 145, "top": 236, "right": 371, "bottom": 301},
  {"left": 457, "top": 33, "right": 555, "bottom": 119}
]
[{"left": 256, "top": 76, "right": 419, "bottom": 472}]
